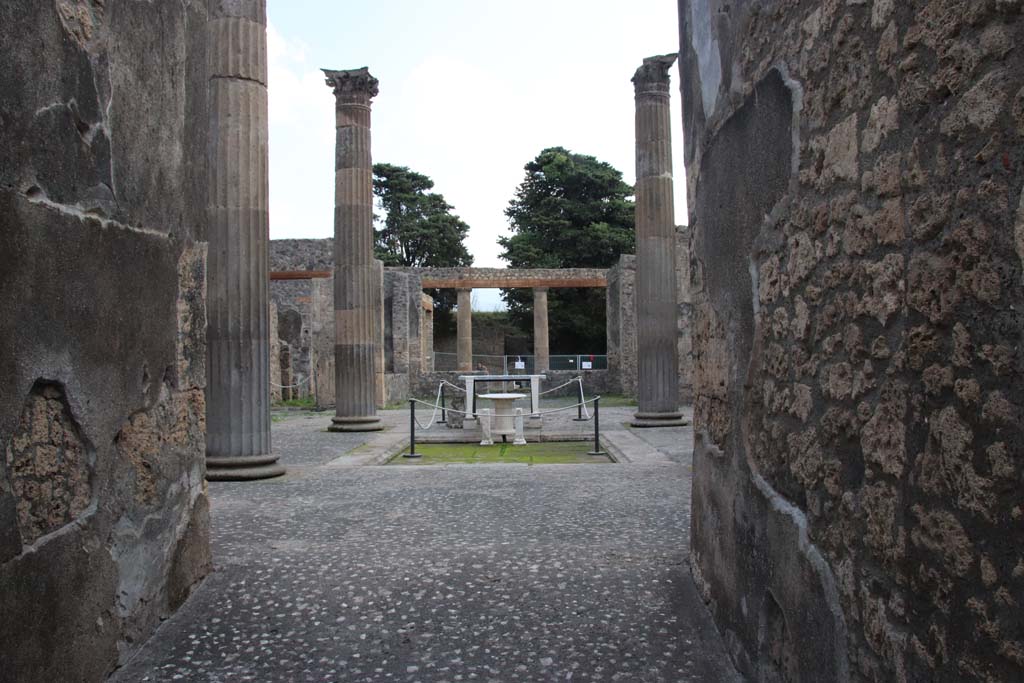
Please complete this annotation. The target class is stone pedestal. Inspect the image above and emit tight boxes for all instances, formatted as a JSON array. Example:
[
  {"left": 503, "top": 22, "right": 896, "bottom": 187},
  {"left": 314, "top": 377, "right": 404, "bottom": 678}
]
[
  {"left": 630, "top": 54, "right": 686, "bottom": 428},
  {"left": 457, "top": 288, "right": 473, "bottom": 372},
  {"left": 205, "top": 0, "right": 285, "bottom": 479},
  {"left": 323, "top": 67, "right": 383, "bottom": 432},
  {"left": 533, "top": 287, "right": 550, "bottom": 373}
]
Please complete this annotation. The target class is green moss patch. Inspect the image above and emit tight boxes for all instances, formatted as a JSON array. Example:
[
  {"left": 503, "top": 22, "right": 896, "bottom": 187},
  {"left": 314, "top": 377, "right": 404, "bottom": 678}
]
[{"left": 388, "top": 441, "right": 611, "bottom": 465}]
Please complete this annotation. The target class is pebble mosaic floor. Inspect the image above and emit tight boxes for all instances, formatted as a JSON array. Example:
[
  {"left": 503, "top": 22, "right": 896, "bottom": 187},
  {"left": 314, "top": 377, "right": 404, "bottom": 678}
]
[{"left": 112, "top": 405, "right": 740, "bottom": 682}]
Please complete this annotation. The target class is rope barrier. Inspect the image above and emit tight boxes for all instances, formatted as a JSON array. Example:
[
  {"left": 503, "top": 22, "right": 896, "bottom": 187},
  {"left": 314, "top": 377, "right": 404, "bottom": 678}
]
[
  {"left": 270, "top": 376, "right": 311, "bottom": 390},
  {"left": 538, "top": 377, "right": 581, "bottom": 396},
  {"left": 579, "top": 377, "right": 591, "bottom": 419},
  {"left": 440, "top": 380, "right": 466, "bottom": 393},
  {"left": 408, "top": 396, "right": 598, "bottom": 420},
  {"left": 412, "top": 383, "right": 445, "bottom": 430}
]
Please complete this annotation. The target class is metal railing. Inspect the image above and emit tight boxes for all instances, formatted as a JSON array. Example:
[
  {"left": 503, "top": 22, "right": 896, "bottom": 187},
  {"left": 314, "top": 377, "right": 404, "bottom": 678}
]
[{"left": 432, "top": 352, "right": 608, "bottom": 374}]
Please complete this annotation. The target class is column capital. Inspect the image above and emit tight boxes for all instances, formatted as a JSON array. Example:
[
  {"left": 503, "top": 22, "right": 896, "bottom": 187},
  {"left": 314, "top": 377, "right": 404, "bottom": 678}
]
[
  {"left": 632, "top": 53, "right": 677, "bottom": 95},
  {"left": 533, "top": 286, "right": 549, "bottom": 293},
  {"left": 323, "top": 67, "right": 379, "bottom": 103}
]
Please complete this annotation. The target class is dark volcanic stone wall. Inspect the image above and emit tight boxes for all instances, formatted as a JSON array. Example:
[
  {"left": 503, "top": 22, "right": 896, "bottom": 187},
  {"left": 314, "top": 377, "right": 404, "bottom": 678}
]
[
  {"left": 0, "top": 2, "right": 211, "bottom": 680},
  {"left": 680, "top": 1, "right": 1024, "bottom": 681}
]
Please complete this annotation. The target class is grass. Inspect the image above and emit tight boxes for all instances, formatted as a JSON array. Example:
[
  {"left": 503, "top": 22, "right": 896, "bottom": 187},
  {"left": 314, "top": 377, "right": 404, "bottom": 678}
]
[
  {"left": 274, "top": 396, "right": 316, "bottom": 410},
  {"left": 592, "top": 395, "right": 637, "bottom": 408},
  {"left": 387, "top": 441, "right": 611, "bottom": 466}
]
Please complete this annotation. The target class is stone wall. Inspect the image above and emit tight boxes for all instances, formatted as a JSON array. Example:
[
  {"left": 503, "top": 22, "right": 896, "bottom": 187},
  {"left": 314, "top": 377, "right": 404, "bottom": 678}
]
[
  {"left": 677, "top": 227, "right": 694, "bottom": 403},
  {"left": 269, "top": 241, "right": 696, "bottom": 402},
  {"left": 434, "top": 312, "right": 524, "bottom": 358},
  {"left": 309, "top": 277, "right": 335, "bottom": 409},
  {"left": 0, "top": 1, "right": 211, "bottom": 679},
  {"left": 268, "top": 238, "right": 331, "bottom": 400},
  {"left": 607, "top": 255, "right": 638, "bottom": 396},
  {"left": 680, "top": 1, "right": 1024, "bottom": 681}
]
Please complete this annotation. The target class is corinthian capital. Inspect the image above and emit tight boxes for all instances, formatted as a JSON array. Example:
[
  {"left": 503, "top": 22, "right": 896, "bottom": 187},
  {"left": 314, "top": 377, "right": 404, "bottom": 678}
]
[
  {"left": 632, "top": 54, "right": 677, "bottom": 94},
  {"left": 322, "top": 67, "right": 379, "bottom": 101}
]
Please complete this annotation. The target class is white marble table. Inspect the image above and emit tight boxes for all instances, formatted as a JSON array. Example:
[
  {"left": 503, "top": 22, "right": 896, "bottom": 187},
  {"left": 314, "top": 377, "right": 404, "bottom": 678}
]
[
  {"left": 477, "top": 393, "right": 528, "bottom": 445},
  {"left": 459, "top": 374, "right": 546, "bottom": 419}
]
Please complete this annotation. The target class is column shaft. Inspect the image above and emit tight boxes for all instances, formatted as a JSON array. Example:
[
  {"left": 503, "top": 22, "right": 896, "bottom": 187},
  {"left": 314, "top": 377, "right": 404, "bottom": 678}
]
[
  {"left": 323, "top": 68, "right": 383, "bottom": 431},
  {"left": 533, "top": 288, "right": 550, "bottom": 373},
  {"left": 457, "top": 289, "right": 473, "bottom": 372},
  {"left": 205, "top": 0, "right": 284, "bottom": 479},
  {"left": 631, "top": 54, "right": 685, "bottom": 427}
]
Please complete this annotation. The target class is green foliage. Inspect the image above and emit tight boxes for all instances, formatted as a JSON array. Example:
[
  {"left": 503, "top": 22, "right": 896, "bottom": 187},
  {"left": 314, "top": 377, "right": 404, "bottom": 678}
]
[
  {"left": 373, "top": 163, "right": 473, "bottom": 313},
  {"left": 499, "top": 147, "right": 635, "bottom": 351}
]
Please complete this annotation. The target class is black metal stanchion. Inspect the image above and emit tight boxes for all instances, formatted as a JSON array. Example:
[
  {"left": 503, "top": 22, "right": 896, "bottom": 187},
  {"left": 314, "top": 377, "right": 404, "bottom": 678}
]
[
  {"left": 438, "top": 384, "right": 447, "bottom": 424},
  {"left": 403, "top": 399, "right": 421, "bottom": 458},
  {"left": 588, "top": 397, "right": 607, "bottom": 456},
  {"left": 573, "top": 377, "right": 587, "bottom": 422}
]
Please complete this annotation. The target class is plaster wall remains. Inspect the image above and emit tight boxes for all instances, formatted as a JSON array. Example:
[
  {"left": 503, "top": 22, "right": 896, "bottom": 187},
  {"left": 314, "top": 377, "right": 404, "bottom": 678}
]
[
  {"left": 0, "top": 1, "right": 211, "bottom": 679},
  {"left": 679, "top": 1, "right": 1024, "bottom": 681}
]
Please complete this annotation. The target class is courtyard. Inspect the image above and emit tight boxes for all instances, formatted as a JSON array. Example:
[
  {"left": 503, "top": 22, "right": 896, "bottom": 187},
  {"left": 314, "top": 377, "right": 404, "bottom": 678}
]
[{"left": 112, "top": 404, "right": 739, "bottom": 682}]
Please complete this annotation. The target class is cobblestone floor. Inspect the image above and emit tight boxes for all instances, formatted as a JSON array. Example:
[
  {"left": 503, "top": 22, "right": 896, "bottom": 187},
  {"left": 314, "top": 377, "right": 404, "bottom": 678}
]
[{"left": 113, "top": 403, "right": 741, "bottom": 683}]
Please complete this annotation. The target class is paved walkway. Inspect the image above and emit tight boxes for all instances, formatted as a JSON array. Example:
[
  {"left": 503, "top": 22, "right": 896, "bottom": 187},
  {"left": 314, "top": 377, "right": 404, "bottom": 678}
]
[{"left": 113, "top": 404, "right": 741, "bottom": 682}]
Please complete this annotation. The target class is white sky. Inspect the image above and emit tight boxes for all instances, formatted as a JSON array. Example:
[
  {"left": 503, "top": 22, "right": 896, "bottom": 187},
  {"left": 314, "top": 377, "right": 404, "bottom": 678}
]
[{"left": 267, "top": 0, "right": 686, "bottom": 309}]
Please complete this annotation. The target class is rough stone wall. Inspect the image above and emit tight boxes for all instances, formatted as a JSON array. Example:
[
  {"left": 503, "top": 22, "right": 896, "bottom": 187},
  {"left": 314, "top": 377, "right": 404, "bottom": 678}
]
[
  {"left": 677, "top": 226, "right": 694, "bottom": 403},
  {"left": 310, "top": 277, "right": 335, "bottom": 410},
  {"left": 0, "top": 1, "right": 211, "bottom": 679},
  {"left": 384, "top": 271, "right": 411, "bottom": 374},
  {"left": 680, "top": 1, "right": 1024, "bottom": 681},
  {"left": 268, "top": 239, "right": 331, "bottom": 398},
  {"left": 607, "top": 255, "right": 638, "bottom": 396},
  {"left": 269, "top": 284, "right": 312, "bottom": 399},
  {"left": 307, "top": 270, "right": 420, "bottom": 408},
  {"left": 269, "top": 301, "right": 282, "bottom": 402},
  {"left": 434, "top": 313, "right": 523, "bottom": 358},
  {"left": 421, "top": 296, "right": 435, "bottom": 372},
  {"left": 270, "top": 237, "right": 333, "bottom": 270}
]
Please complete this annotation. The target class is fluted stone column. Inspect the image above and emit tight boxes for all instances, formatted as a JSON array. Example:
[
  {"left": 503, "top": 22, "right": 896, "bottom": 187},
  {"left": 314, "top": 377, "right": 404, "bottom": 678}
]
[
  {"left": 205, "top": 0, "right": 284, "bottom": 480},
  {"left": 533, "top": 288, "right": 550, "bottom": 373},
  {"left": 631, "top": 54, "right": 686, "bottom": 427},
  {"left": 457, "top": 288, "right": 473, "bottom": 372},
  {"left": 323, "top": 67, "right": 383, "bottom": 431}
]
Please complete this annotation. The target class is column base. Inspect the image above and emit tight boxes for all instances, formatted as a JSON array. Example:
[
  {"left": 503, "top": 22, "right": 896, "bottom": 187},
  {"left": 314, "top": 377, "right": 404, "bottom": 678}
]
[
  {"left": 630, "top": 411, "right": 690, "bottom": 428},
  {"left": 206, "top": 454, "right": 286, "bottom": 481},
  {"left": 328, "top": 415, "right": 384, "bottom": 432}
]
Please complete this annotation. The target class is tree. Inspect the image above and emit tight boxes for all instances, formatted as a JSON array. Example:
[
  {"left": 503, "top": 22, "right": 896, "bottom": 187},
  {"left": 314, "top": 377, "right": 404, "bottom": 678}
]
[
  {"left": 373, "top": 163, "right": 473, "bottom": 269},
  {"left": 499, "top": 147, "right": 635, "bottom": 353},
  {"left": 373, "top": 163, "right": 473, "bottom": 314}
]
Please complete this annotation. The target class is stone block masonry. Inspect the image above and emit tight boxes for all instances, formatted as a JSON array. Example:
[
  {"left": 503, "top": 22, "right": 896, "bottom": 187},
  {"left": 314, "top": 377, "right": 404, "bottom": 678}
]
[
  {"left": 680, "top": 1, "right": 1024, "bottom": 681},
  {"left": 0, "top": 0, "right": 211, "bottom": 678}
]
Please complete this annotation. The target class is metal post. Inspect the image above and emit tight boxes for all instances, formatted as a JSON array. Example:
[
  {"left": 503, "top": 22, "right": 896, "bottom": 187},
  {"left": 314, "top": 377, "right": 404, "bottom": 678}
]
[
  {"left": 403, "top": 399, "right": 421, "bottom": 458},
  {"left": 574, "top": 376, "right": 587, "bottom": 422},
  {"left": 438, "top": 384, "right": 447, "bottom": 424},
  {"left": 588, "top": 397, "right": 607, "bottom": 456}
]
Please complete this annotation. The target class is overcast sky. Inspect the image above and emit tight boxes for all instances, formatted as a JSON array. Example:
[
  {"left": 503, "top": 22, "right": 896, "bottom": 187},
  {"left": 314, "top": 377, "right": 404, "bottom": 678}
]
[{"left": 267, "top": 0, "right": 686, "bottom": 309}]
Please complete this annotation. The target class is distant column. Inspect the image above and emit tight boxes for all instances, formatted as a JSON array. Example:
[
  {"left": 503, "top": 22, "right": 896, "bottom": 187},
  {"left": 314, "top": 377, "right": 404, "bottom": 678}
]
[
  {"left": 323, "top": 67, "right": 383, "bottom": 432},
  {"left": 457, "top": 288, "right": 473, "bottom": 372},
  {"left": 205, "top": 0, "right": 285, "bottom": 480},
  {"left": 631, "top": 54, "right": 686, "bottom": 427},
  {"left": 533, "top": 287, "right": 550, "bottom": 373}
]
